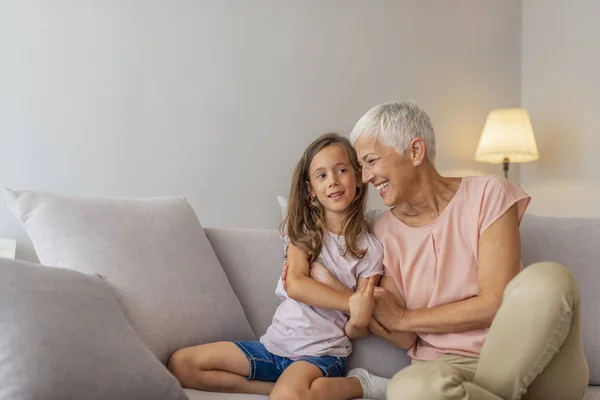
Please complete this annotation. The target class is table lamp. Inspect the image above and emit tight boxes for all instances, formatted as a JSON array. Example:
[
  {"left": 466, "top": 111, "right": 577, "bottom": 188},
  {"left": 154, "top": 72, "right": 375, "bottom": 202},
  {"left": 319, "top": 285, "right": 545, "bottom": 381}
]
[{"left": 475, "top": 108, "right": 539, "bottom": 178}]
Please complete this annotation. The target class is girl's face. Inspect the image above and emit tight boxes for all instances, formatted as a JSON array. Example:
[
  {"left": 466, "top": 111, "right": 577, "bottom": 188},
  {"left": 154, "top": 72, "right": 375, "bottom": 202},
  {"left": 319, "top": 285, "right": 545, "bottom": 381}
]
[{"left": 307, "top": 145, "right": 359, "bottom": 216}]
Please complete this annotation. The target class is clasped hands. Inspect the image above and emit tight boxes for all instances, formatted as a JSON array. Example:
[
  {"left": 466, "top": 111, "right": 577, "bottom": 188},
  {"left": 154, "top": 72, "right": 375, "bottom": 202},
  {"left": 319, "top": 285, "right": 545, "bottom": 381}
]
[{"left": 281, "top": 261, "right": 405, "bottom": 333}]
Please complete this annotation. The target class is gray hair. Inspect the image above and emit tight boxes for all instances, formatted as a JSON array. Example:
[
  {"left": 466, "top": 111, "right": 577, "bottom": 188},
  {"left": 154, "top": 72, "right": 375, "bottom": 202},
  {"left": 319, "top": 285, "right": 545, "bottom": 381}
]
[{"left": 349, "top": 101, "right": 436, "bottom": 163}]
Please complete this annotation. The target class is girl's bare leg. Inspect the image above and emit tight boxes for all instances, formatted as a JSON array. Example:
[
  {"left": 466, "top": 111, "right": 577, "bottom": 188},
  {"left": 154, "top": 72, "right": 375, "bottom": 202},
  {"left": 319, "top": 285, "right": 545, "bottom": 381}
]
[
  {"left": 168, "top": 341, "right": 274, "bottom": 395},
  {"left": 269, "top": 361, "right": 363, "bottom": 400}
]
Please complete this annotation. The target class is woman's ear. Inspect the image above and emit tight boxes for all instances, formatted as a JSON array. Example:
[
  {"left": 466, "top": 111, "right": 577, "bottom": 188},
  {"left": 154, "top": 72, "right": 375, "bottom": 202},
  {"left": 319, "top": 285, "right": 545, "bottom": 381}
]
[{"left": 410, "top": 138, "right": 426, "bottom": 166}]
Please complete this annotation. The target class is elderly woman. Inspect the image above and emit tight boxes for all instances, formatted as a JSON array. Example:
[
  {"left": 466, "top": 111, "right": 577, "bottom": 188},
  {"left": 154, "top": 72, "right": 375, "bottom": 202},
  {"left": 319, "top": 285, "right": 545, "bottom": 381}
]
[{"left": 345, "top": 102, "right": 588, "bottom": 400}]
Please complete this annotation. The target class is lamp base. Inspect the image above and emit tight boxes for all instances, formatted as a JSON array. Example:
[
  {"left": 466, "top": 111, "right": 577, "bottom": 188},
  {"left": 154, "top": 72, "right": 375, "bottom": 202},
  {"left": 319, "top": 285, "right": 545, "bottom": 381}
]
[{"left": 503, "top": 157, "right": 509, "bottom": 179}]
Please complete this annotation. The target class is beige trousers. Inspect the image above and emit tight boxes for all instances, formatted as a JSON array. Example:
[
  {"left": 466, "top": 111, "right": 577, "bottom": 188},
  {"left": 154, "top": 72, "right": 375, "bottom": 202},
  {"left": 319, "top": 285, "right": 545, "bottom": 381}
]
[{"left": 387, "top": 262, "right": 589, "bottom": 400}]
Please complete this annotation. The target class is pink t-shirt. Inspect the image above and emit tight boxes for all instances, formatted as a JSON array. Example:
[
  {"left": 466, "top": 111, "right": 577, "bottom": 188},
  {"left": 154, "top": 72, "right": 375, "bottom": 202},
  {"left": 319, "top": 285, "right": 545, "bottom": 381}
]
[
  {"left": 260, "top": 230, "right": 384, "bottom": 358},
  {"left": 372, "top": 176, "right": 530, "bottom": 361}
]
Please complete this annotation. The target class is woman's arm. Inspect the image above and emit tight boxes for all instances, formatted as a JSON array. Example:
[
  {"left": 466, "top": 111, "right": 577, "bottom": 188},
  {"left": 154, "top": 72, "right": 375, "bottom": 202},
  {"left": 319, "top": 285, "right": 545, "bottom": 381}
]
[
  {"left": 370, "top": 276, "right": 418, "bottom": 349},
  {"left": 374, "top": 205, "right": 522, "bottom": 333},
  {"left": 368, "top": 317, "right": 417, "bottom": 350},
  {"left": 284, "top": 243, "right": 351, "bottom": 312}
]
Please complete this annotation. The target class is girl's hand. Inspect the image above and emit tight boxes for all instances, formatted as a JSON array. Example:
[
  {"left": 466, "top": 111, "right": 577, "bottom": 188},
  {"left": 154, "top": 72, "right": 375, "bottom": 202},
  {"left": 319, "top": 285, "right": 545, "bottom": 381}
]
[{"left": 348, "top": 275, "right": 377, "bottom": 328}]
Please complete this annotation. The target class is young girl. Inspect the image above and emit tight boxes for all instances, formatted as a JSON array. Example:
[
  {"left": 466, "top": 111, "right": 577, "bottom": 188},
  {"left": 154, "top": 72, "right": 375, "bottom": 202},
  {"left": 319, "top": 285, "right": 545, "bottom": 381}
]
[{"left": 168, "top": 133, "right": 386, "bottom": 400}]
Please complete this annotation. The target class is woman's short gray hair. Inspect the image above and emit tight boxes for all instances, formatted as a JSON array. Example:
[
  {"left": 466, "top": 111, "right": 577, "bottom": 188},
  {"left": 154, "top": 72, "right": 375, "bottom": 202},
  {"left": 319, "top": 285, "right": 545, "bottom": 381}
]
[{"left": 349, "top": 101, "right": 436, "bottom": 163}]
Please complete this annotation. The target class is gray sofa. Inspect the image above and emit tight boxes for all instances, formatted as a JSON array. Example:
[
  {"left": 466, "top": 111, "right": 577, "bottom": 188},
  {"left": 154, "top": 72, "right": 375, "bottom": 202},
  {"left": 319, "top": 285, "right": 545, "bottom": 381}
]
[
  {"left": 0, "top": 188, "right": 598, "bottom": 399},
  {"left": 190, "top": 213, "right": 600, "bottom": 399}
]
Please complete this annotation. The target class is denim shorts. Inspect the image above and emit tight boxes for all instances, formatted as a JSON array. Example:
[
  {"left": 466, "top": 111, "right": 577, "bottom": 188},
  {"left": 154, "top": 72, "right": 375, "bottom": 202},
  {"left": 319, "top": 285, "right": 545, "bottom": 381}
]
[{"left": 233, "top": 341, "right": 347, "bottom": 382}]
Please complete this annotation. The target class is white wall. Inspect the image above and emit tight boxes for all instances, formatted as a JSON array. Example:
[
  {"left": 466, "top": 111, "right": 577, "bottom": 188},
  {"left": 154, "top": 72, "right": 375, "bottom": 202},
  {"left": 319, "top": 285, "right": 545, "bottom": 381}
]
[
  {"left": 521, "top": 0, "right": 600, "bottom": 217},
  {"left": 0, "top": 0, "right": 521, "bottom": 261}
]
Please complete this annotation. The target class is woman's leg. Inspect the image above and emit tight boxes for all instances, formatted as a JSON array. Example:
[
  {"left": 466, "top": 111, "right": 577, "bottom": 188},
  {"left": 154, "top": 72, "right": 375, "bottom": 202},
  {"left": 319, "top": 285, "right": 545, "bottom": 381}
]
[
  {"left": 474, "top": 262, "right": 589, "bottom": 400},
  {"left": 386, "top": 354, "right": 502, "bottom": 400},
  {"left": 168, "top": 341, "right": 274, "bottom": 395},
  {"left": 269, "top": 361, "right": 363, "bottom": 400}
]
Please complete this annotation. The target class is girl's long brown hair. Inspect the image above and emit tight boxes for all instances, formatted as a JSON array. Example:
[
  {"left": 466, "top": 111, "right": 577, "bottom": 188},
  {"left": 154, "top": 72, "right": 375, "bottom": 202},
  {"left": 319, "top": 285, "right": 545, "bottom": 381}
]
[{"left": 281, "top": 133, "right": 368, "bottom": 262}]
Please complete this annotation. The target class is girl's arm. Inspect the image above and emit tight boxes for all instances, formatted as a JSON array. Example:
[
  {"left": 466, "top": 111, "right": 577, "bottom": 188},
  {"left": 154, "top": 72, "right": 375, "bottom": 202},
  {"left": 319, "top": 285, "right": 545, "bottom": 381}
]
[
  {"left": 285, "top": 243, "right": 351, "bottom": 313},
  {"left": 374, "top": 205, "right": 521, "bottom": 333},
  {"left": 283, "top": 252, "right": 386, "bottom": 340},
  {"left": 344, "top": 276, "right": 378, "bottom": 340}
]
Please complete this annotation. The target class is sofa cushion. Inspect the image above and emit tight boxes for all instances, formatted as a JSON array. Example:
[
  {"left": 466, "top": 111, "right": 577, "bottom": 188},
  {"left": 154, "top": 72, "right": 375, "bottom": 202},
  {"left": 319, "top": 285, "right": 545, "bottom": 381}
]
[
  {"left": 0, "top": 257, "right": 186, "bottom": 400},
  {"left": 4, "top": 189, "right": 255, "bottom": 364},
  {"left": 205, "top": 227, "right": 283, "bottom": 338},
  {"left": 521, "top": 213, "right": 600, "bottom": 384},
  {"left": 183, "top": 389, "right": 373, "bottom": 400},
  {"left": 184, "top": 389, "right": 268, "bottom": 399}
]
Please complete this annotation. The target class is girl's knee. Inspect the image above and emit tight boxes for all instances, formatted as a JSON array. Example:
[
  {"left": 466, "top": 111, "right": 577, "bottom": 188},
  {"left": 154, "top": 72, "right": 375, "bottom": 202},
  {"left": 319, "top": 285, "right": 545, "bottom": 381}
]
[
  {"left": 167, "top": 347, "right": 201, "bottom": 387},
  {"left": 269, "top": 384, "right": 310, "bottom": 400},
  {"left": 167, "top": 348, "right": 191, "bottom": 375}
]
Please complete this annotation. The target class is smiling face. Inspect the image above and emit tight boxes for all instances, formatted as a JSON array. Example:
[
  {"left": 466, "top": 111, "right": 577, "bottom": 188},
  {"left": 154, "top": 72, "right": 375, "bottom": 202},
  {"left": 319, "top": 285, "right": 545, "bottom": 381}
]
[
  {"left": 307, "top": 144, "right": 359, "bottom": 216},
  {"left": 354, "top": 136, "right": 420, "bottom": 207}
]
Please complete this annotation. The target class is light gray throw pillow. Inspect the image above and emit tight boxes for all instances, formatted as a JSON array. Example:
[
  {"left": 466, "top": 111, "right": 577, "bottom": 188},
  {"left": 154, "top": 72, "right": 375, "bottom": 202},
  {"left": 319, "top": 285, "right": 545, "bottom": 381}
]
[
  {"left": 3, "top": 189, "right": 255, "bottom": 364},
  {"left": 0, "top": 257, "right": 186, "bottom": 400}
]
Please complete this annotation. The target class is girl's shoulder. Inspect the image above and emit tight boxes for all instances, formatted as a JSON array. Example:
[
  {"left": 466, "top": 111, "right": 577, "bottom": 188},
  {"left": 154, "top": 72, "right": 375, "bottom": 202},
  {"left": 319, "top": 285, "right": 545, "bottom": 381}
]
[{"left": 358, "top": 230, "right": 384, "bottom": 259}]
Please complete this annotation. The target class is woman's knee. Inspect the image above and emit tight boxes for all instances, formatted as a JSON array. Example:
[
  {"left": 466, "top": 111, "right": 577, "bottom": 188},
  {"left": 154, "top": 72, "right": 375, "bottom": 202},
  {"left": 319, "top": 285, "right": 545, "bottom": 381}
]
[
  {"left": 506, "top": 262, "right": 579, "bottom": 305},
  {"left": 387, "top": 364, "right": 466, "bottom": 400}
]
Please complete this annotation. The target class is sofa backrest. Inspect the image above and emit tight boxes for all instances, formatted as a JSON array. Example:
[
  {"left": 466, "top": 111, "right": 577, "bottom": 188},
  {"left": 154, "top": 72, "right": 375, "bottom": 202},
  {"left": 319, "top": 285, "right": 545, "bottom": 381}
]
[{"left": 205, "top": 214, "right": 599, "bottom": 382}]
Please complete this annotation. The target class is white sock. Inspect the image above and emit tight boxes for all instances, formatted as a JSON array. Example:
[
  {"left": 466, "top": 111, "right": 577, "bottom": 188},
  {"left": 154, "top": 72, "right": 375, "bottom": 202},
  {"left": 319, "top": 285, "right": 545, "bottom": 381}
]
[{"left": 347, "top": 368, "right": 389, "bottom": 400}]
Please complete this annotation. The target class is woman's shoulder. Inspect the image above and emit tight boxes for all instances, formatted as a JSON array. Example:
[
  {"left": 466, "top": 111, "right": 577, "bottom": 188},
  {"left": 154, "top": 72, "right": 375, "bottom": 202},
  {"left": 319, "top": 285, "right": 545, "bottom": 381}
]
[
  {"left": 462, "top": 175, "right": 529, "bottom": 202},
  {"left": 461, "top": 175, "right": 531, "bottom": 231},
  {"left": 370, "top": 210, "right": 396, "bottom": 238},
  {"left": 463, "top": 174, "right": 520, "bottom": 190},
  {"left": 361, "top": 229, "right": 383, "bottom": 249}
]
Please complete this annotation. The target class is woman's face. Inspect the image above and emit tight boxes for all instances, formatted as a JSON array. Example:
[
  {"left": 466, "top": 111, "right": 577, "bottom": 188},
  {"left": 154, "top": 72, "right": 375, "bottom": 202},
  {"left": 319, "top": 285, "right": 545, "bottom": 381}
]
[{"left": 354, "top": 136, "right": 416, "bottom": 207}]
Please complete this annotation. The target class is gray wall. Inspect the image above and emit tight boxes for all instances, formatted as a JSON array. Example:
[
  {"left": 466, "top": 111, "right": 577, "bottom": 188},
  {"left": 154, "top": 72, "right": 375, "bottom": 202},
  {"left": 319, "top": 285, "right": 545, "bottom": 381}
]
[
  {"left": 0, "top": 1, "right": 521, "bottom": 261},
  {"left": 521, "top": 0, "right": 600, "bottom": 217}
]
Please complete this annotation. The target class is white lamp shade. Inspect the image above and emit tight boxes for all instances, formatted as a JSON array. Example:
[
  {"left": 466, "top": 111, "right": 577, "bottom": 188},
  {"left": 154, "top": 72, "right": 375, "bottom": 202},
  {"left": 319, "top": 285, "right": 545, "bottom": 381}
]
[{"left": 475, "top": 108, "right": 539, "bottom": 164}]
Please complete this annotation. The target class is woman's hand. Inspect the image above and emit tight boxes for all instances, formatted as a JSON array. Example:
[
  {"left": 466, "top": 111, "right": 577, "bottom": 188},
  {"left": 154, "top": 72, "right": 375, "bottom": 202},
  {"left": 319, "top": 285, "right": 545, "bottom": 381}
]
[
  {"left": 373, "top": 286, "right": 407, "bottom": 330},
  {"left": 348, "top": 276, "right": 377, "bottom": 328}
]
